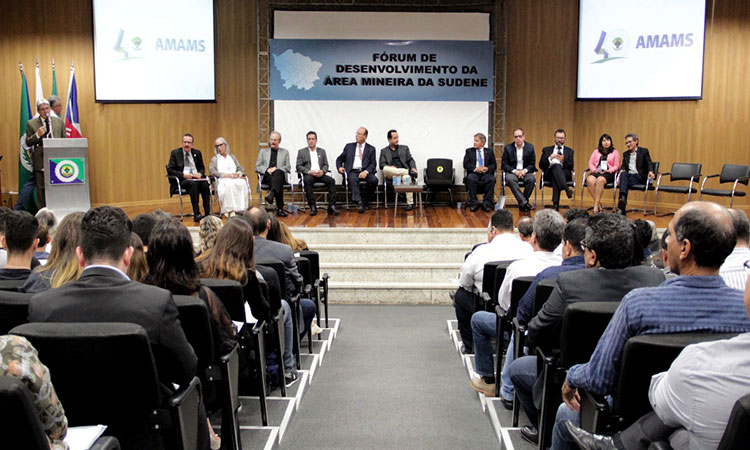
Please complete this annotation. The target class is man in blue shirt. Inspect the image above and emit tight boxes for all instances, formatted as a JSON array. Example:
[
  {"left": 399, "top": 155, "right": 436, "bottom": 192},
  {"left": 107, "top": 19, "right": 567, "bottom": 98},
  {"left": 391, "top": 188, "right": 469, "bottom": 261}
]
[{"left": 553, "top": 201, "right": 750, "bottom": 450}]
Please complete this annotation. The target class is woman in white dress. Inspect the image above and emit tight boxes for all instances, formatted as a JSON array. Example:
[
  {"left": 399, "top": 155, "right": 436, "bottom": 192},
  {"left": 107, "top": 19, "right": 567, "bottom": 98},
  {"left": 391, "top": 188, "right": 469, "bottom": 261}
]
[{"left": 209, "top": 137, "right": 249, "bottom": 216}]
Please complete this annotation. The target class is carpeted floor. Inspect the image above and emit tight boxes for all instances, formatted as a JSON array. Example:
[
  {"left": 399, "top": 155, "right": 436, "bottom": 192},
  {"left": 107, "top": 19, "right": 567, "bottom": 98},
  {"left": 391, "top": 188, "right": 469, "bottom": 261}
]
[{"left": 277, "top": 304, "right": 497, "bottom": 450}]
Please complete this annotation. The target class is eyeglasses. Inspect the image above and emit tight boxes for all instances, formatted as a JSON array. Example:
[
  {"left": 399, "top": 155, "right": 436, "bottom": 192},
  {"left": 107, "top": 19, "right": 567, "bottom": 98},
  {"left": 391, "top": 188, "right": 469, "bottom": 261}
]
[
  {"left": 513, "top": 135, "right": 523, "bottom": 139},
  {"left": 580, "top": 240, "right": 589, "bottom": 251},
  {"left": 214, "top": 143, "right": 225, "bottom": 148}
]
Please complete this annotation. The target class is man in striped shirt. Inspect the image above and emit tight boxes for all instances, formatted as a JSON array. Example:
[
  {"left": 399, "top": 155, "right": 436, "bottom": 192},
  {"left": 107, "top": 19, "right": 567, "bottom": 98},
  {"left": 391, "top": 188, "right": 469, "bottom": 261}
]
[
  {"left": 719, "top": 209, "right": 750, "bottom": 290},
  {"left": 552, "top": 201, "right": 750, "bottom": 450}
]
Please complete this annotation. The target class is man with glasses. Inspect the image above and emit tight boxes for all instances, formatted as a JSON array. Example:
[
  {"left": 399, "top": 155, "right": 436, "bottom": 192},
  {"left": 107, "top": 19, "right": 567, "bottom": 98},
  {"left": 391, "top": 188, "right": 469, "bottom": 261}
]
[
  {"left": 502, "top": 128, "right": 537, "bottom": 212},
  {"left": 167, "top": 134, "right": 211, "bottom": 222},
  {"left": 617, "top": 133, "right": 655, "bottom": 215},
  {"left": 336, "top": 127, "right": 377, "bottom": 214},
  {"left": 539, "top": 129, "right": 575, "bottom": 211}
]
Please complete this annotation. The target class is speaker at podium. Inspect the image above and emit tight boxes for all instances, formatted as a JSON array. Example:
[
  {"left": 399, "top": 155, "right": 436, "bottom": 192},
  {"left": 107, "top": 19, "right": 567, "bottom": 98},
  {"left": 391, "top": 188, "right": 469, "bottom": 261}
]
[{"left": 43, "top": 138, "right": 91, "bottom": 217}]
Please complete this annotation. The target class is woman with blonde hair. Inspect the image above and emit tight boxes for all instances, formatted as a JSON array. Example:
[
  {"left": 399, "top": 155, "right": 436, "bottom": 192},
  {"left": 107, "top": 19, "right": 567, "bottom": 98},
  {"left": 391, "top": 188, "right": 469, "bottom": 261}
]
[
  {"left": 21, "top": 212, "right": 84, "bottom": 293},
  {"left": 128, "top": 232, "right": 148, "bottom": 282},
  {"left": 278, "top": 221, "right": 308, "bottom": 252},
  {"left": 198, "top": 215, "right": 223, "bottom": 255}
]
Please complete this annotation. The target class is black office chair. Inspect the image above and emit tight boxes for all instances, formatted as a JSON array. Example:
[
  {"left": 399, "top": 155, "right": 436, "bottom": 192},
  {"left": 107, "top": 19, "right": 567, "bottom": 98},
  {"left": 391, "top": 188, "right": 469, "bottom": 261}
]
[
  {"left": 540, "top": 168, "right": 576, "bottom": 208},
  {"left": 494, "top": 276, "right": 535, "bottom": 399},
  {"left": 624, "top": 161, "right": 660, "bottom": 213},
  {"left": 166, "top": 164, "right": 212, "bottom": 218},
  {"left": 299, "top": 250, "right": 328, "bottom": 329},
  {"left": 0, "top": 290, "right": 32, "bottom": 334},
  {"left": 0, "top": 279, "right": 27, "bottom": 291},
  {"left": 699, "top": 164, "right": 750, "bottom": 207},
  {"left": 0, "top": 376, "right": 120, "bottom": 450},
  {"left": 258, "top": 259, "right": 303, "bottom": 371},
  {"left": 718, "top": 393, "right": 750, "bottom": 450},
  {"left": 11, "top": 322, "right": 202, "bottom": 450},
  {"left": 532, "top": 278, "right": 557, "bottom": 317},
  {"left": 254, "top": 264, "right": 287, "bottom": 396},
  {"left": 199, "top": 279, "right": 245, "bottom": 323},
  {"left": 423, "top": 158, "right": 455, "bottom": 205},
  {"left": 294, "top": 255, "right": 314, "bottom": 353},
  {"left": 651, "top": 162, "right": 702, "bottom": 216}
]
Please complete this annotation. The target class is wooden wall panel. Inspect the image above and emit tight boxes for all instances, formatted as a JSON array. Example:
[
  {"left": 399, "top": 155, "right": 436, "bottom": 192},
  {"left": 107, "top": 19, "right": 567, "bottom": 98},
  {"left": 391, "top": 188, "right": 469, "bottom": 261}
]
[{"left": 0, "top": 0, "right": 258, "bottom": 206}]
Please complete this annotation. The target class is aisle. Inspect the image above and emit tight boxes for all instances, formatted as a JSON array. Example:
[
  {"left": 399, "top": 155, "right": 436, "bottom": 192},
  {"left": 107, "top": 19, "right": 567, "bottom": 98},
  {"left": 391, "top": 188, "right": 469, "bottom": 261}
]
[{"left": 277, "top": 305, "right": 497, "bottom": 450}]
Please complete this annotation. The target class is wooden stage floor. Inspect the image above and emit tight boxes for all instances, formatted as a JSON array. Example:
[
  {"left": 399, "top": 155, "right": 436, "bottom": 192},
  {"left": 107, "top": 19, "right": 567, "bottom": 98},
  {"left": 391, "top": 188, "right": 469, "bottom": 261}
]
[{"left": 121, "top": 202, "right": 675, "bottom": 229}]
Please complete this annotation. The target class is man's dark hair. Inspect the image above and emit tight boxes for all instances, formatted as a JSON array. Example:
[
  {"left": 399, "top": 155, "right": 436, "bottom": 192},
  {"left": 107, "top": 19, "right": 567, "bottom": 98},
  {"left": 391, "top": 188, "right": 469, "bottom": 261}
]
[
  {"left": 674, "top": 208, "right": 736, "bottom": 269},
  {"left": 728, "top": 209, "right": 750, "bottom": 243},
  {"left": 661, "top": 228, "right": 670, "bottom": 251},
  {"left": 131, "top": 213, "right": 158, "bottom": 247},
  {"left": 306, "top": 131, "right": 317, "bottom": 139},
  {"left": 585, "top": 213, "right": 635, "bottom": 269},
  {"left": 387, "top": 129, "right": 397, "bottom": 140},
  {"left": 625, "top": 133, "right": 639, "bottom": 143},
  {"left": 182, "top": 133, "right": 194, "bottom": 142},
  {"left": 79, "top": 206, "right": 132, "bottom": 262},
  {"left": 634, "top": 219, "right": 654, "bottom": 249},
  {"left": 490, "top": 209, "right": 514, "bottom": 232},
  {"left": 0, "top": 206, "right": 13, "bottom": 236},
  {"left": 4, "top": 211, "right": 39, "bottom": 254},
  {"left": 563, "top": 218, "right": 587, "bottom": 253},
  {"left": 517, "top": 217, "right": 534, "bottom": 238},
  {"left": 564, "top": 208, "right": 589, "bottom": 223},
  {"left": 533, "top": 209, "right": 566, "bottom": 251},
  {"left": 554, "top": 128, "right": 566, "bottom": 136},
  {"left": 247, "top": 207, "right": 269, "bottom": 236}
]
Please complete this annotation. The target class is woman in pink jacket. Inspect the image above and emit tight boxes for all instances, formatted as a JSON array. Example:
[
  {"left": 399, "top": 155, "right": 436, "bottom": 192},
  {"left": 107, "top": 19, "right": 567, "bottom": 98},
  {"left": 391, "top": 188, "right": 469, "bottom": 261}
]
[{"left": 586, "top": 133, "right": 620, "bottom": 213}]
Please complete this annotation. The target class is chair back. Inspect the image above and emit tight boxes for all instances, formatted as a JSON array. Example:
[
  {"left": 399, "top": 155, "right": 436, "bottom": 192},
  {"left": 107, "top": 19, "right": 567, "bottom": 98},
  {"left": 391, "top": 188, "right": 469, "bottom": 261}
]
[
  {"left": 0, "top": 376, "right": 51, "bottom": 450},
  {"left": 0, "top": 290, "right": 33, "bottom": 334},
  {"left": 257, "top": 259, "right": 287, "bottom": 301},
  {"left": 244, "top": 269, "right": 271, "bottom": 322},
  {"left": 200, "top": 278, "right": 245, "bottom": 322},
  {"left": 651, "top": 161, "right": 660, "bottom": 174},
  {"left": 173, "top": 295, "right": 215, "bottom": 375},
  {"left": 720, "top": 164, "right": 750, "bottom": 185},
  {"left": 612, "top": 332, "right": 738, "bottom": 426},
  {"left": 295, "top": 256, "right": 312, "bottom": 288},
  {"left": 480, "top": 260, "right": 516, "bottom": 307},
  {"left": 559, "top": 302, "right": 620, "bottom": 368},
  {"left": 509, "top": 276, "right": 535, "bottom": 319},
  {"left": 670, "top": 162, "right": 702, "bottom": 182},
  {"left": 255, "top": 265, "right": 282, "bottom": 312},
  {"left": 533, "top": 279, "right": 557, "bottom": 316},
  {"left": 425, "top": 159, "right": 454, "bottom": 184},
  {"left": 299, "top": 250, "right": 321, "bottom": 281},
  {"left": 0, "top": 279, "right": 26, "bottom": 291},
  {"left": 718, "top": 393, "right": 750, "bottom": 450},
  {"left": 10, "top": 322, "right": 173, "bottom": 450}
]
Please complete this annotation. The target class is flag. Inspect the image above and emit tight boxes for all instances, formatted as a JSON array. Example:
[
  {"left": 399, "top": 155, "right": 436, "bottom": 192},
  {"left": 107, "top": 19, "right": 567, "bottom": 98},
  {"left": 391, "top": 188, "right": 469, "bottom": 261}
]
[
  {"left": 65, "top": 64, "right": 82, "bottom": 138},
  {"left": 18, "top": 64, "right": 35, "bottom": 209},
  {"left": 34, "top": 61, "right": 44, "bottom": 110},
  {"left": 50, "top": 59, "right": 59, "bottom": 117}
]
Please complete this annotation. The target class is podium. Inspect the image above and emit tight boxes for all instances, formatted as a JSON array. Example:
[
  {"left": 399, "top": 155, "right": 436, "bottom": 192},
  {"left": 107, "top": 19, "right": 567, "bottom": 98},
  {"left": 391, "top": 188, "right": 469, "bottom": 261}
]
[{"left": 43, "top": 138, "right": 91, "bottom": 217}]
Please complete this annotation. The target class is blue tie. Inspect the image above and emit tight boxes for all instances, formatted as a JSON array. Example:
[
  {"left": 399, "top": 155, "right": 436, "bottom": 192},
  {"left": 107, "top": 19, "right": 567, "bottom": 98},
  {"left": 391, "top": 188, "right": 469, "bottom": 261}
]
[{"left": 477, "top": 149, "right": 484, "bottom": 166}]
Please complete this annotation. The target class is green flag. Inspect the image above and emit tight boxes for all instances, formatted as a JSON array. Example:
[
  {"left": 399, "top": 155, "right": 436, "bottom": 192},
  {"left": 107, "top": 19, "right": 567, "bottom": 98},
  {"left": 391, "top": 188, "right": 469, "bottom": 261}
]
[
  {"left": 51, "top": 59, "right": 58, "bottom": 96},
  {"left": 18, "top": 66, "right": 35, "bottom": 210}
]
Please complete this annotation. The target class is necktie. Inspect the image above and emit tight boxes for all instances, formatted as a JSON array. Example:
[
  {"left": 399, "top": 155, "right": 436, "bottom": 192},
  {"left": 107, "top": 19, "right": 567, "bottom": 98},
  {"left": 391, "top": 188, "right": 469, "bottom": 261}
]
[
  {"left": 45, "top": 118, "right": 52, "bottom": 138},
  {"left": 358, "top": 144, "right": 363, "bottom": 160},
  {"left": 556, "top": 146, "right": 562, "bottom": 155},
  {"left": 477, "top": 149, "right": 483, "bottom": 166}
]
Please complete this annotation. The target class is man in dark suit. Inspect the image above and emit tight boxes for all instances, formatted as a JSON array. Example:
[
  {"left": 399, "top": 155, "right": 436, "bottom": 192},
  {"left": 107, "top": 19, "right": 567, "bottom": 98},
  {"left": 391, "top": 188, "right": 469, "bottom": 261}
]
[
  {"left": 618, "top": 133, "right": 655, "bottom": 215},
  {"left": 167, "top": 133, "right": 211, "bottom": 221},
  {"left": 296, "top": 130, "right": 338, "bottom": 216},
  {"left": 463, "top": 132, "right": 497, "bottom": 212},
  {"left": 336, "top": 127, "right": 378, "bottom": 213},
  {"left": 16, "top": 99, "right": 66, "bottom": 210},
  {"left": 539, "top": 129, "right": 575, "bottom": 211},
  {"left": 502, "top": 128, "right": 537, "bottom": 212},
  {"left": 380, "top": 129, "right": 419, "bottom": 210}
]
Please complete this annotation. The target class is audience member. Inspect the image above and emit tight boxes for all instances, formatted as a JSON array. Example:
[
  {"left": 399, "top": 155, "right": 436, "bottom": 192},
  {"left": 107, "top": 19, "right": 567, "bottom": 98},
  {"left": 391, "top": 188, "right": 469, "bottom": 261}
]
[
  {"left": 131, "top": 212, "right": 158, "bottom": 250},
  {"left": 267, "top": 215, "right": 282, "bottom": 243},
  {"left": 34, "top": 207, "right": 57, "bottom": 259},
  {"left": 552, "top": 202, "right": 750, "bottom": 450},
  {"left": 0, "top": 335, "right": 68, "bottom": 449},
  {"left": 21, "top": 212, "right": 85, "bottom": 293},
  {"left": 453, "top": 209, "right": 532, "bottom": 353},
  {"left": 33, "top": 223, "right": 51, "bottom": 265},
  {"left": 566, "top": 274, "right": 750, "bottom": 450},
  {"left": 585, "top": 134, "right": 620, "bottom": 213},
  {"left": 275, "top": 221, "right": 309, "bottom": 252},
  {"left": 128, "top": 233, "right": 148, "bottom": 282},
  {"left": 26, "top": 206, "right": 208, "bottom": 446},
  {"left": 198, "top": 215, "right": 223, "bottom": 256},
  {"left": 0, "top": 206, "right": 14, "bottom": 267},
  {"left": 564, "top": 208, "right": 590, "bottom": 223},
  {"left": 510, "top": 213, "right": 665, "bottom": 444},
  {"left": 517, "top": 216, "right": 534, "bottom": 243},
  {"left": 0, "top": 211, "right": 39, "bottom": 280},
  {"left": 720, "top": 208, "right": 750, "bottom": 290},
  {"left": 209, "top": 137, "right": 248, "bottom": 217},
  {"left": 152, "top": 209, "right": 171, "bottom": 221}
]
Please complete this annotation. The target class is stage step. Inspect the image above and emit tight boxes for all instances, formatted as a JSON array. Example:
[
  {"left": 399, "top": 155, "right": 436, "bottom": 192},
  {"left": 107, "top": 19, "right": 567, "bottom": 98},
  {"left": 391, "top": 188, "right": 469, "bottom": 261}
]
[
  {"left": 291, "top": 227, "right": 486, "bottom": 246},
  {"left": 322, "top": 262, "right": 460, "bottom": 283},
  {"left": 314, "top": 243, "right": 470, "bottom": 264},
  {"left": 329, "top": 281, "right": 456, "bottom": 304}
]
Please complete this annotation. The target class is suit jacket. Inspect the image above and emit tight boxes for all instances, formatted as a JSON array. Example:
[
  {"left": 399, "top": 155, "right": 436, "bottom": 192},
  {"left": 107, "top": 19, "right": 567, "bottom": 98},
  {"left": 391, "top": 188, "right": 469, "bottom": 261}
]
[
  {"left": 255, "top": 147, "right": 291, "bottom": 175},
  {"left": 502, "top": 142, "right": 537, "bottom": 174},
  {"left": 527, "top": 265, "right": 666, "bottom": 353},
  {"left": 539, "top": 145, "right": 575, "bottom": 174},
  {"left": 25, "top": 115, "right": 66, "bottom": 171},
  {"left": 336, "top": 142, "right": 377, "bottom": 174},
  {"left": 28, "top": 267, "right": 197, "bottom": 387},
  {"left": 208, "top": 153, "right": 245, "bottom": 178},
  {"left": 379, "top": 144, "right": 417, "bottom": 172},
  {"left": 462, "top": 147, "right": 497, "bottom": 176},
  {"left": 167, "top": 147, "right": 207, "bottom": 180},
  {"left": 621, "top": 147, "right": 653, "bottom": 179},
  {"left": 254, "top": 236, "right": 303, "bottom": 298},
  {"left": 296, "top": 147, "right": 330, "bottom": 175}
]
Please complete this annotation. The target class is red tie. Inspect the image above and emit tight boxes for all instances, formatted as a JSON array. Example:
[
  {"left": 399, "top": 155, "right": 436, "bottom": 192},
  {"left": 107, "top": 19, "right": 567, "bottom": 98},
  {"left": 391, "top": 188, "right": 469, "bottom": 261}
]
[{"left": 358, "top": 144, "right": 363, "bottom": 160}]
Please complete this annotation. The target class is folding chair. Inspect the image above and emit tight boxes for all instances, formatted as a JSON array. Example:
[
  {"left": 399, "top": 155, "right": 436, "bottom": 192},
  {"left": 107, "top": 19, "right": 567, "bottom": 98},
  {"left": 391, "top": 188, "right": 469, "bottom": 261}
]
[
  {"left": 651, "top": 163, "right": 702, "bottom": 216},
  {"left": 0, "top": 290, "right": 32, "bottom": 334},
  {"left": 699, "top": 164, "right": 750, "bottom": 208}
]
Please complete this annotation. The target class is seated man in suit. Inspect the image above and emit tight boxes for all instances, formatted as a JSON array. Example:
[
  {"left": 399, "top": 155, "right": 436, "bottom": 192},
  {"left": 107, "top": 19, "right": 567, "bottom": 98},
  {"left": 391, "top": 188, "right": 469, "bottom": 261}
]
[
  {"left": 551, "top": 202, "right": 750, "bottom": 450},
  {"left": 502, "top": 128, "right": 537, "bottom": 212},
  {"left": 617, "top": 133, "right": 655, "bottom": 215},
  {"left": 380, "top": 129, "right": 419, "bottom": 211},
  {"left": 463, "top": 132, "right": 497, "bottom": 212},
  {"left": 167, "top": 133, "right": 212, "bottom": 222},
  {"left": 28, "top": 206, "right": 208, "bottom": 449},
  {"left": 510, "top": 213, "right": 665, "bottom": 445},
  {"left": 539, "top": 129, "right": 575, "bottom": 211},
  {"left": 0, "top": 211, "right": 38, "bottom": 280},
  {"left": 256, "top": 130, "right": 292, "bottom": 217},
  {"left": 296, "top": 131, "right": 339, "bottom": 216},
  {"left": 336, "top": 127, "right": 378, "bottom": 213}
]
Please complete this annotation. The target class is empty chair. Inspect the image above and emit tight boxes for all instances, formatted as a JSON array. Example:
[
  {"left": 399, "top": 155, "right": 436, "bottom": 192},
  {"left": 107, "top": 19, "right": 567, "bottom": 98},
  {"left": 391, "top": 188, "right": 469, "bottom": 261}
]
[
  {"left": 699, "top": 164, "right": 750, "bottom": 207},
  {"left": 423, "top": 158, "right": 455, "bottom": 205},
  {"left": 651, "top": 162, "right": 702, "bottom": 216}
]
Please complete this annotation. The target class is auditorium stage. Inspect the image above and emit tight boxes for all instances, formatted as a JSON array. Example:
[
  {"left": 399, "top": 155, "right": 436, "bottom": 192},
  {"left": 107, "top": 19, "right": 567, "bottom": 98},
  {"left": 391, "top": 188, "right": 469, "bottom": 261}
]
[{"left": 120, "top": 201, "right": 675, "bottom": 229}]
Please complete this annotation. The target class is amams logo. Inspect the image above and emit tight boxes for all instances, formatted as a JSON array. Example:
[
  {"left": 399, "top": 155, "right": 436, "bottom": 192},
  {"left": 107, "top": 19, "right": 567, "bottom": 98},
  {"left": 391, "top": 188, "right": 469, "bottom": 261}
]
[{"left": 593, "top": 29, "right": 630, "bottom": 63}]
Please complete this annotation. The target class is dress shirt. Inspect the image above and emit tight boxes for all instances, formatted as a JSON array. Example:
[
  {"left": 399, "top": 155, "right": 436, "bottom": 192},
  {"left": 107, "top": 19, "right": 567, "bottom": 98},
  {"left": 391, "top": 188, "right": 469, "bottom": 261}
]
[
  {"left": 458, "top": 233, "right": 533, "bottom": 292},
  {"left": 183, "top": 151, "right": 196, "bottom": 175},
  {"left": 353, "top": 143, "right": 364, "bottom": 170},
  {"left": 84, "top": 264, "right": 130, "bottom": 280},
  {"left": 628, "top": 148, "right": 638, "bottom": 174},
  {"left": 516, "top": 255, "right": 586, "bottom": 324},
  {"left": 497, "top": 251, "right": 563, "bottom": 311},
  {"left": 649, "top": 333, "right": 750, "bottom": 450},
  {"left": 516, "top": 146, "right": 524, "bottom": 170},
  {"left": 476, "top": 149, "right": 484, "bottom": 168},
  {"left": 719, "top": 246, "right": 750, "bottom": 290},
  {"left": 566, "top": 275, "right": 750, "bottom": 395},
  {"left": 308, "top": 148, "right": 320, "bottom": 172},
  {"left": 549, "top": 146, "right": 563, "bottom": 166}
]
